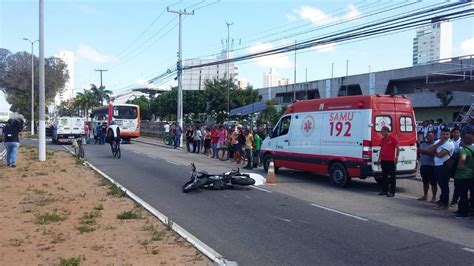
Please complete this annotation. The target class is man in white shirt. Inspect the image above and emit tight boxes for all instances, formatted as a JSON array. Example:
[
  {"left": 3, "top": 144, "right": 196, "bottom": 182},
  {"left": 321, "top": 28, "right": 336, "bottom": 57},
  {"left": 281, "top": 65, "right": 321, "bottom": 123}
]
[
  {"left": 430, "top": 128, "right": 455, "bottom": 210},
  {"left": 164, "top": 123, "right": 170, "bottom": 137}
]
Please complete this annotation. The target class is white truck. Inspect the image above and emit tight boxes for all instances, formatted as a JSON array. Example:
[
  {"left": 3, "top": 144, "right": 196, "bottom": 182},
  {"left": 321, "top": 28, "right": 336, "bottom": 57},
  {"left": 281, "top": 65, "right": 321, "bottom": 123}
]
[{"left": 52, "top": 116, "right": 85, "bottom": 143}]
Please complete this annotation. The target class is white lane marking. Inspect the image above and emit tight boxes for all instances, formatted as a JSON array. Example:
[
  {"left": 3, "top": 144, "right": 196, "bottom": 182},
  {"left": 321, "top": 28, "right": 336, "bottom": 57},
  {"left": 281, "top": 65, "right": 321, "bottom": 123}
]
[
  {"left": 166, "top": 160, "right": 181, "bottom": 166},
  {"left": 132, "top": 150, "right": 140, "bottom": 154},
  {"left": 250, "top": 185, "right": 272, "bottom": 193},
  {"left": 462, "top": 248, "right": 474, "bottom": 253},
  {"left": 270, "top": 215, "right": 291, "bottom": 223},
  {"left": 147, "top": 155, "right": 158, "bottom": 159},
  {"left": 310, "top": 203, "right": 369, "bottom": 222}
]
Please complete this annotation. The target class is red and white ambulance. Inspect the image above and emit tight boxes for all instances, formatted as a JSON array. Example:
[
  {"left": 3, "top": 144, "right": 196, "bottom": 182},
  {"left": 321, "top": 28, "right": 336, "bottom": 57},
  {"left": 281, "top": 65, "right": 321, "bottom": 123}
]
[{"left": 260, "top": 95, "right": 418, "bottom": 187}]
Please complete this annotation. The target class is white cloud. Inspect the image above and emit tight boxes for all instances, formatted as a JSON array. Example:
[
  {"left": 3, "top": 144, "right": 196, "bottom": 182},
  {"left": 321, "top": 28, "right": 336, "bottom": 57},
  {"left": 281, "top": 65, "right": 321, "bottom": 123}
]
[
  {"left": 247, "top": 43, "right": 293, "bottom": 69},
  {"left": 76, "top": 43, "right": 118, "bottom": 64},
  {"left": 296, "top": 6, "right": 337, "bottom": 26},
  {"left": 295, "top": 4, "right": 361, "bottom": 26},
  {"left": 460, "top": 38, "right": 474, "bottom": 55}
]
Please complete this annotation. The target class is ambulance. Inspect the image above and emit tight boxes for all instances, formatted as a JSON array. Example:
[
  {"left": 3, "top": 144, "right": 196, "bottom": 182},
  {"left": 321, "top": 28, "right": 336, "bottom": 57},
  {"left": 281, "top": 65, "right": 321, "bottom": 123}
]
[{"left": 260, "top": 95, "right": 418, "bottom": 187}]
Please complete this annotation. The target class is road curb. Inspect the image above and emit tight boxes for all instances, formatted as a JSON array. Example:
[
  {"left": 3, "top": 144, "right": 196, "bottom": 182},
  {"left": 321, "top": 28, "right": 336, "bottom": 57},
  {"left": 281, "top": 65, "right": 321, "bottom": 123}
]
[
  {"left": 61, "top": 145, "right": 236, "bottom": 266},
  {"left": 133, "top": 138, "right": 184, "bottom": 150}
]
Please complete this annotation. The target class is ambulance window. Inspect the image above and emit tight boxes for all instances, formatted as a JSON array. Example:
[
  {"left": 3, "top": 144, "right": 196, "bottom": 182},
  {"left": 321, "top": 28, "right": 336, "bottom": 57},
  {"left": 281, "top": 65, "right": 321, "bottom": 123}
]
[
  {"left": 400, "top": 116, "right": 414, "bottom": 132},
  {"left": 374, "top": 116, "right": 392, "bottom": 132},
  {"left": 279, "top": 116, "right": 291, "bottom": 136}
]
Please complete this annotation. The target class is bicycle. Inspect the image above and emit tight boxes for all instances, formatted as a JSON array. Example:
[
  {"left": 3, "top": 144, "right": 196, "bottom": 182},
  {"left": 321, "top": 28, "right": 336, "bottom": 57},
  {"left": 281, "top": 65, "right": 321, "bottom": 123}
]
[
  {"left": 163, "top": 134, "right": 174, "bottom": 146},
  {"left": 72, "top": 135, "right": 85, "bottom": 159},
  {"left": 111, "top": 138, "right": 121, "bottom": 159},
  {"left": 216, "top": 144, "right": 230, "bottom": 161}
]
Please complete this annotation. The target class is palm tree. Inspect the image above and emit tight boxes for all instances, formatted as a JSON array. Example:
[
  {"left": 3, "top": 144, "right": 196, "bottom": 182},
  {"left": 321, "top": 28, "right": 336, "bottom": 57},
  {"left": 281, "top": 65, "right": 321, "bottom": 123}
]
[
  {"left": 90, "top": 84, "right": 112, "bottom": 106},
  {"left": 75, "top": 89, "right": 97, "bottom": 119}
]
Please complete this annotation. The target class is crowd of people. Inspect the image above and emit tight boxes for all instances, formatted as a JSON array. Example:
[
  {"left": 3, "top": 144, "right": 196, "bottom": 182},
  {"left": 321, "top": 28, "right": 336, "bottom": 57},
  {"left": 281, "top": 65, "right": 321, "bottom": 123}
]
[
  {"left": 164, "top": 122, "right": 264, "bottom": 170},
  {"left": 416, "top": 117, "right": 474, "bottom": 219}
]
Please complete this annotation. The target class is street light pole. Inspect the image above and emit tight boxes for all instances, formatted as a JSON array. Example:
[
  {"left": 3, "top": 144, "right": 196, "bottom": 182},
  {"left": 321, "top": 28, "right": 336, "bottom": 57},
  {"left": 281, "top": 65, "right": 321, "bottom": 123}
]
[
  {"left": 39, "top": 0, "right": 46, "bottom": 161},
  {"left": 23, "top": 38, "right": 38, "bottom": 136},
  {"left": 168, "top": 7, "right": 194, "bottom": 147}
]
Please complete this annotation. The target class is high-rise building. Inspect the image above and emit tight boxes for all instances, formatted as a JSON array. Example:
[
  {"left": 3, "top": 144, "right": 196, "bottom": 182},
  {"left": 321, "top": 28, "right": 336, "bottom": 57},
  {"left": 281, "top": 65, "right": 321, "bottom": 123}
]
[
  {"left": 263, "top": 68, "right": 279, "bottom": 88},
  {"left": 412, "top": 18, "right": 452, "bottom": 66},
  {"left": 278, "top": 78, "right": 290, "bottom": 86},
  {"left": 182, "top": 51, "right": 238, "bottom": 90},
  {"left": 54, "top": 50, "right": 75, "bottom": 105}
]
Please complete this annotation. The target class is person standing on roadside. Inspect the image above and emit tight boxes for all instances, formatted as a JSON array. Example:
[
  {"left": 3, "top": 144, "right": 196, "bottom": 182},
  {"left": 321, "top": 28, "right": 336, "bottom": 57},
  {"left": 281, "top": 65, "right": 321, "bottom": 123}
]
[
  {"left": 253, "top": 130, "right": 262, "bottom": 168},
  {"left": 243, "top": 129, "right": 255, "bottom": 170},
  {"left": 185, "top": 126, "right": 193, "bottom": 152},
  {"left": 417, "top": 132, "right": 437, "bottom": 202},
  {"left": 163, "top": 122, "right": 170, "bottom": 138},
  {"left": 430, "top": 128, "right": 455, "bottom": 210},
  {"left": 192, "top": 126, "right": 202, "bottom": 153},
  {"left": 452, "top": 134, "right": 474, "bottom": 219},
  {"left": 210, "top": 126, "right": 219, "bottom": 158},
  {"left": 3, "top": 119, "right": 23, "bottom": 167},
  {"left": 100, "top": 122, "right": 107, "bottom": 145},
  {"left": 174, "top": 123, "right": 182, "bottom": 149},
  {"left": 377, "top": 126, "right": 400, "bottom": 197},
  {"left": 450, "top": 127, "right": 462, "bottom": 206}
]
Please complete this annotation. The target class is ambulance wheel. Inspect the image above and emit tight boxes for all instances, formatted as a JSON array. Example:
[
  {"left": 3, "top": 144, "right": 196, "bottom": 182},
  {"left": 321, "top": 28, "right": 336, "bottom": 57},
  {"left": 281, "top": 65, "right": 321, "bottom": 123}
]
[
  {"left": 263, "top": 155, "right": 279, "bottom": 174},
  {"left": 329, "top": 163, "right": 349, "bottom": 188}
]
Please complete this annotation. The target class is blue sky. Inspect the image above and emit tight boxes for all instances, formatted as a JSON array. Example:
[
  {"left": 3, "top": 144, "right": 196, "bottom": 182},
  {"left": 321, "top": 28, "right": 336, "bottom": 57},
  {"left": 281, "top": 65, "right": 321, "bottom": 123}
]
[{"left": 1, "top": 0, "right": 473, "bottom": 112}]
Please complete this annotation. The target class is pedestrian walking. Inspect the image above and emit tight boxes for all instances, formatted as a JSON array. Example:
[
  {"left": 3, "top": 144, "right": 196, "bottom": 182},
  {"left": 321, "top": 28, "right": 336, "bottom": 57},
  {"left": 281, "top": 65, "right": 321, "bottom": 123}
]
[
  {"left": 417, "top": 132, "right": 437, "bottom": 202},
  {"left": 94, "top": 122, "right": 101, "bottom": 144},
  {"left": 430, "top": 128, "right": 455, "bottom": 210},
  {"left": 453, "top": 134, "right": 474, "bottom": 219},
  {"left": 377, "top": 126, "right": 399, "bottom": 197},
  {"left": 84, "top": 122, "right": 90, "bottom": 144},
  {"left": 3, "top": 118, "right": 23, "bottom": 167}
]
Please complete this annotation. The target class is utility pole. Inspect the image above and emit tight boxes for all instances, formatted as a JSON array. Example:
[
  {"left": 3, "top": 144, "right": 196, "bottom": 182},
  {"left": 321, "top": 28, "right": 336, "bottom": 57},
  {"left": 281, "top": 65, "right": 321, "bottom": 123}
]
[
  {"left": 23, "top": 38, "right": 38, "bottom": 136},
  {"left": 305, "top": 68, "right": 308, "bottom": 100},
  {"left": 226, "top": 21, "right": 233, "bottom": 119},
  {"left": 331, "top": 62, "right": 334, "bottom": 78},
  {"left": 168, "top": 7, "right": 194, "bottom": 147},
  {"left": 95, "top": 69, "right": 108, "bottom": 88},
  {"left": 39, "top": 0, "right": 46, "bottom": 161},
  {"left": 293, "top": 40, "right": 297, "bottom": 102}
]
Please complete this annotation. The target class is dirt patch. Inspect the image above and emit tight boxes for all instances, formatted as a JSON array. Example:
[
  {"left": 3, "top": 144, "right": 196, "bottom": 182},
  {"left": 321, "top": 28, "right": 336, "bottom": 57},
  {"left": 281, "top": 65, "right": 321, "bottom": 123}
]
[{"left": 0, "top": 147, "right": 211, "bottom": 265}]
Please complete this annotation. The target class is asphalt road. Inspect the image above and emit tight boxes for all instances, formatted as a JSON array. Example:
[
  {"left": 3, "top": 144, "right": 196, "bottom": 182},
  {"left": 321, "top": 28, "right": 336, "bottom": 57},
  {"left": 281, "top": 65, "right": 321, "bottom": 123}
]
[{"left": 20, "top": 139, "right": 474, "bottom": 265}]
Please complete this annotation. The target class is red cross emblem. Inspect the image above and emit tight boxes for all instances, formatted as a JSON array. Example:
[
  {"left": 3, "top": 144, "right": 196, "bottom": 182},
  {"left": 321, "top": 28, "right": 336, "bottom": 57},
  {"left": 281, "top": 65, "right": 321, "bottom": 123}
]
[{"left": 304, "top": 119, "right": 312, "bottom": 133}]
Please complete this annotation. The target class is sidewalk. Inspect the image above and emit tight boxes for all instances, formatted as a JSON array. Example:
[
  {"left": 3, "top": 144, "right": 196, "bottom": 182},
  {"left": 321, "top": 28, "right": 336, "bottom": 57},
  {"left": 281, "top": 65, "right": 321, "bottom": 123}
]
[{"left": 133, "top": 135, "right": 453, "bottom": 199}]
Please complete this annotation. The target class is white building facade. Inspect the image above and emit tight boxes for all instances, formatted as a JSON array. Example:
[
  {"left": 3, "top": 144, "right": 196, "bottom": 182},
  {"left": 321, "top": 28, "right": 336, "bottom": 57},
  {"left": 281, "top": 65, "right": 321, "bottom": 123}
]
[
  {"left": 182, "top": 51, "right": 238, "bottom": 90},
  {"left": 263, "top": 68, "right": 279, "bottom": 88},
  {"left": 54, "top": 50, "right": 75, "bottom": 105},
  {"left": 412, "top": 18, "right": 452, "bottom": 65}
]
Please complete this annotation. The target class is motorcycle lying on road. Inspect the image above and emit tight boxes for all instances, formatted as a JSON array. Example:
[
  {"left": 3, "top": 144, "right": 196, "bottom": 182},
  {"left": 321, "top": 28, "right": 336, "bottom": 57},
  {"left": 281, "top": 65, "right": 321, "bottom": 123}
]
[{"left": 182, "top": 163, "right": 256, "bottom": 193}]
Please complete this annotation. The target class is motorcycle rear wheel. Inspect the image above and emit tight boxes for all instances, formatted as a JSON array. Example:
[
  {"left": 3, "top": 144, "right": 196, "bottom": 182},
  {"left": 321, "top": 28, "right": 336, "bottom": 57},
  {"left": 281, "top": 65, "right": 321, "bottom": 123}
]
[{"left": 230, "top": 176, "right": 255, "bottom": 186}]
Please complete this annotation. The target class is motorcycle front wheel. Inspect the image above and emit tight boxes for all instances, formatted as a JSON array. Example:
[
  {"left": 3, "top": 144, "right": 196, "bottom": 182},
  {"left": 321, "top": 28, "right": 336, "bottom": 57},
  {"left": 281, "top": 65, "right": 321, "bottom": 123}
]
[{"left": 182, "top": 177, "right": 209, "bottom": 193}]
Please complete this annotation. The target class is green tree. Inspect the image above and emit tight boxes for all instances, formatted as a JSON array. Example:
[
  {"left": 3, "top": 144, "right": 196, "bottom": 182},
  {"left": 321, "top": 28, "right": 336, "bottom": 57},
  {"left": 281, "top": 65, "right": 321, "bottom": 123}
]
[
  {"left": 0, "top": 48, "right": 69, "bottom": 120},
  {"left": 436, "top": 90, "right": 453, "bottom": 108},
  {"left": 257, "top": 99, "right": 280, "bottom": 129},
  {"left": 127, "top": 96, "right": 152, "bottom": 120},
  {"left": 151, "top": 88, "right": 177, "bottom": 121},
  {"left": 74, "top": 90, "right": 96, "bottom": 118},
  {"left": 90, "top": 84, "right": 112, "bottom": 106}
]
